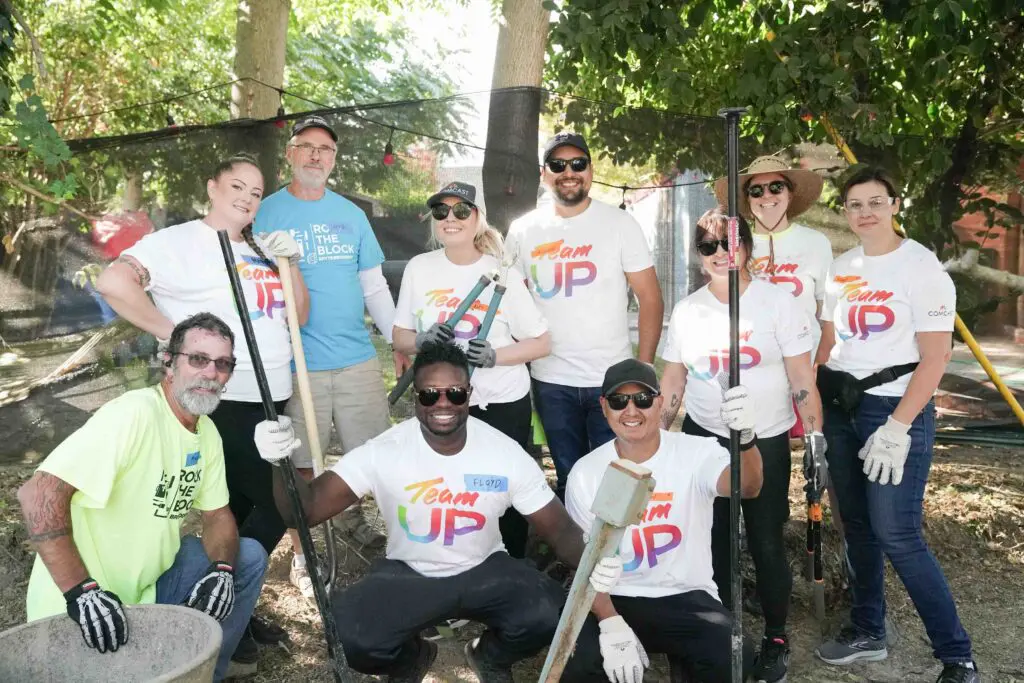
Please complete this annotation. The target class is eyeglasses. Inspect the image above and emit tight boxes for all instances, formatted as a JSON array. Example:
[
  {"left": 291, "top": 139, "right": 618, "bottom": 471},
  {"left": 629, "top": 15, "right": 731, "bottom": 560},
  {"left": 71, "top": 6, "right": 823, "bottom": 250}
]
[
  {"left": 605, "top": 391, "right": 659, "bottom": 411},
  {"left": 173, "top": 352, "right": 236, "bottom": 373},
  {"left": 844, "top": 196, "right": 895, "bottom": 215},
  {"left": 696, "top": 239, "right": 730, "bottom": 257},
  {"left": 430, "top": 202, "right": 475, "bottom": 221},
  {"left": 289, "top": 142, "right": 337, "bottom": 156},
  {"left": 545, "top": 157, "right": 590, "bottom": 174},
  {"left": 416, "top": 386, "right": 470, "bottom": 407},
  {"left": 746, "top": 180, "right": 789, "bottom": 198}
]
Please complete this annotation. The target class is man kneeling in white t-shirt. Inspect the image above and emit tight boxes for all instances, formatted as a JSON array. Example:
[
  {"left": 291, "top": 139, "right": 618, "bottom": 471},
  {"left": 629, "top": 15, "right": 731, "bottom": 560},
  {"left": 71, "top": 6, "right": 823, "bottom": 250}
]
[
  {"left": 564, "top": 359, "right": 762, "bottom": 683},
  {"left": 257, "top": 342, "right": 622, "bottom": 682}
]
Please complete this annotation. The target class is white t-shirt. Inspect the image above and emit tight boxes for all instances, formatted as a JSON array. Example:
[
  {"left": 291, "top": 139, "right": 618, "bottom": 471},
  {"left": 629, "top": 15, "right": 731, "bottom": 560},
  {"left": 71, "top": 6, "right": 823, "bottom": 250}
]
[
  {"left": 565, "top": 431, "right": 728, "bottom": 599},
  {"left": 394, "top": 250, "right": 548, "bottom": 407},
  {"left": 661, "top": 279, "right": 813, "bottom": 438},
  {"left": 750, "top": 222, "right": 832, "bottom": 348},
  {"left": 506, "top": 199, "right": 654, "bottom": 387},
  {"left": 822, "top": 239, "right": 956, "bottom": 397},
  {"left": 123, "top": 220, "right": 292, "bottom": 402},
  {"left": 332, "top": 417, "right": 555, "bottom": 578}
]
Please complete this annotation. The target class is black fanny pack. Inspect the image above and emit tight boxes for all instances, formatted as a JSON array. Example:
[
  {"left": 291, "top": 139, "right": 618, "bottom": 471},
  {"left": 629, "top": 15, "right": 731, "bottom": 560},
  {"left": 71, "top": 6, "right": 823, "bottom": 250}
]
[{"left": 816, "top": 363, "right": 919, "bottom": 414}]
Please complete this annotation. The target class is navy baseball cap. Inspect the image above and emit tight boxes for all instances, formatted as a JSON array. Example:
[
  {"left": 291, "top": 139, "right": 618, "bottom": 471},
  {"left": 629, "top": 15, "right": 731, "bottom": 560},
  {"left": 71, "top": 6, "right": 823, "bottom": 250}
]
[
  {"left": 291, "top": 115, "right": 338, "bottom": 142},
  {"left": 602, "top": 359, "right": 660, "bottom": 396},
  {"left": 427, "top": 181, "right": 477, "bottom": 207},
  {"left": 542, "top": 132, "right": 591, "bottom": 163}
]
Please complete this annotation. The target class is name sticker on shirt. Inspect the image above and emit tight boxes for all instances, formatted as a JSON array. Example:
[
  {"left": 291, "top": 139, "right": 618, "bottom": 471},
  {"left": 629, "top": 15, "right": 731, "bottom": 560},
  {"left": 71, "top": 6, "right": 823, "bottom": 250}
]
[{"left": 464, "top": 474, "right": 509, "bottom": 493}]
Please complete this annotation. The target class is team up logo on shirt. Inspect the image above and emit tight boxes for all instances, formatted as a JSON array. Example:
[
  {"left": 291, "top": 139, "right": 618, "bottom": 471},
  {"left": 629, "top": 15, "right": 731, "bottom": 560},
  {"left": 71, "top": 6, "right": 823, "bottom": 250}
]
[
  {"left": 528, "top": 239, "right": 597, "bottom": 298},
  {"left": 688, "top": 329, "right": 763, "bottom": 381},
  {"left": 750, "top": 257, "right": 803, "bottom": 297},
  {"left": 236, "top": 255, "right": 285, "bottom": 321},
  {"left": 415, "top": 289, "right": 502, "bottom": 340},
  {"left": 151, "top": 451, "right": 203, "bottom": 519},
  {"left": 622, "top": 491, "right": 682, "bottom": 571},
  {"left": 397, "top": 475, "right": 501, "bottom": 546},
  {"left": 833, "top": 274, "right": 896, "bottom": 340}
]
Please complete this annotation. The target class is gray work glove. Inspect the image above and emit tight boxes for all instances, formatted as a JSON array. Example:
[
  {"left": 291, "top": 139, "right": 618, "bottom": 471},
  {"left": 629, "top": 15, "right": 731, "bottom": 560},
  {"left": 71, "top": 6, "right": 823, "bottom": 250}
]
[
  {"left": 415, "top": 323, "right": 454, "bottom": 350},
  {"left": 466, "top": 339, "right": 497, "bottom": 368}
]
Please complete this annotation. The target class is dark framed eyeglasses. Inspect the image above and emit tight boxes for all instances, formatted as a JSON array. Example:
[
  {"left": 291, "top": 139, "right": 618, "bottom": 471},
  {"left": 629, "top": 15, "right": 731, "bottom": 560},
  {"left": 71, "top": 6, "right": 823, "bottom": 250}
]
[
  {"left": 430, "top": 202, "right": 475, "bottom": 221},
  {"left": 605, "top": 391, "right": 659, "bottom": 411},
  {"left": 545, "top": 157, "right": 590, "bottom": 174},
  {"left": 696, "top": 239, "right": 730, "bottom": 257},
  {"left": 173, "top": 352, "right": 236, "bottom": 373},
  {"left": 746, "top": 180, "right": 789, "bottom": 198},
  {"left": 416, "top": 386, "right": 470, "bottom": 407}
]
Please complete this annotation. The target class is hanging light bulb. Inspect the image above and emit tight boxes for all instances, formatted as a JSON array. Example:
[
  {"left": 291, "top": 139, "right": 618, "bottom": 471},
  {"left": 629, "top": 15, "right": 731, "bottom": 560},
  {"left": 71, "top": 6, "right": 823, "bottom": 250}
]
[
  {"left": 619, "top": 186, "right": 628, "bottom": 210},
  {"left": 382, "top": 128, "right": 396, "bottom": 166},
  {"left": 165, "top": 113, "right": 176, "bottom": 128},
  {"left": 275, "top": 104, "right": 285, "bottom": 129}
]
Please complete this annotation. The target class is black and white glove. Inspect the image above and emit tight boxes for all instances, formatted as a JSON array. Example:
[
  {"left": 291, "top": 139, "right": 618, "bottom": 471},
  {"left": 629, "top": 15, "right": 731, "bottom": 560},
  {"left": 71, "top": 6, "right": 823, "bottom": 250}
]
[
  {"left": 803, "top": 431, "right": 829, "bottom": 490},
  {"left": 64, "top": 578, "right": 129, "bottom": 653},
  {"left": 415, "top": 322, "right": 455, "bottom": 350},
  {"left": 466, "top": 339, "right": 497, "bottom": 368},
  {"left": 184, "top": 561, "right": 235, "bottom": 622}
]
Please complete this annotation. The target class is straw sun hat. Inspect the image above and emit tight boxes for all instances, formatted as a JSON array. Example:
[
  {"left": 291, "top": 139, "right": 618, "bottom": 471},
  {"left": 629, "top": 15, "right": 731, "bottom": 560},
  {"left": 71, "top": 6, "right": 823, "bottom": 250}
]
[{"left": 713, "top": 155, "right": 824, "bottom": 220}]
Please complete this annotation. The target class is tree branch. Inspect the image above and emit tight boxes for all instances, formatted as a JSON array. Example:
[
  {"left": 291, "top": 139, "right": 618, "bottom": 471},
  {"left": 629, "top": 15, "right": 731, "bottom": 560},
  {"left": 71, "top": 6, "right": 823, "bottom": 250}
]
[
  {"left": 1, "top": 0, "right": 47, "bottom": 80},
  {"left": 944, "top": 249, "right": 1024, "bottom": 293},
  {"left": 0, "top": 173, "right": 98, "bottom": 223}
]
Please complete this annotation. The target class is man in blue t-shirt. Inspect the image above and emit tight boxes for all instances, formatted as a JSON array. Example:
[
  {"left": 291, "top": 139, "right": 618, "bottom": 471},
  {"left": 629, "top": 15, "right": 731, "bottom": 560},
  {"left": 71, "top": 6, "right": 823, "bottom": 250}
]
[{"left": 254, "top": 115, "right": 403, "bottom": 597}]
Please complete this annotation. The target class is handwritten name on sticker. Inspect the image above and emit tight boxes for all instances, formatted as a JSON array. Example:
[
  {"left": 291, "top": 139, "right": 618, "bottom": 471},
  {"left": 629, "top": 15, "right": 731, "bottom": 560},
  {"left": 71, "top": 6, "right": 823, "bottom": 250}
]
[{"left": 464, "top": 474, "right": 509, "bottom": 493}]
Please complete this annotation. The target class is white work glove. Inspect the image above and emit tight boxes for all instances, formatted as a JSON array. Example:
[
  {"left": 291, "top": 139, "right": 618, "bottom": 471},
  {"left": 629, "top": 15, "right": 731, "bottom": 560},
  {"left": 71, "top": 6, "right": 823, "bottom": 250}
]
[
  {"left": 589, "top": 555, "right": 623, "bottom": 593},
  {"left": 719, "top": 384, "right": 756, "bottom": 445},
  {"left": 254, "top": 416, "right": 301, "bottom": 466},
  {"left": 184, "top": 561, "right": 235, "bottom": 622},
  {"left": 598, "top": 616, "right": 649, "bottom": 683},
  {"left": 261, "top": 230, "right": 301, "bottom": 262},
  {"left": 859, "top": 416, "right": 911, "bottom": 486}
]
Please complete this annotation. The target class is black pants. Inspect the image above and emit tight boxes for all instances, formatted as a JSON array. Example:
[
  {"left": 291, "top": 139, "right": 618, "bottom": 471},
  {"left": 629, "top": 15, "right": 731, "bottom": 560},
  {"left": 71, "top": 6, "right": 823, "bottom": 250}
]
[
  {"left": 209, "top": 399, "right": 289, "bottom": 556},
  {"left": 562, "top": 590, "right": 754, "bottom": 683},
  {"left": 683, "top": 415, "right": 793, "bottom": 636},
  {"left": 470, "top": 393, "right": 533, "bottom": 559},
  {"left": 334, "top": 552, "right": 563, "bottom": 676}
]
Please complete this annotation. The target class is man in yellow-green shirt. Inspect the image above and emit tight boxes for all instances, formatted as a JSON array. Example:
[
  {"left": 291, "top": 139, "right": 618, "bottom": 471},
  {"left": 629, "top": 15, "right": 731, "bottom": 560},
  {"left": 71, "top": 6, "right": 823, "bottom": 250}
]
[{"left": 19, "top": 313, "right": 273, "bottom": 681}]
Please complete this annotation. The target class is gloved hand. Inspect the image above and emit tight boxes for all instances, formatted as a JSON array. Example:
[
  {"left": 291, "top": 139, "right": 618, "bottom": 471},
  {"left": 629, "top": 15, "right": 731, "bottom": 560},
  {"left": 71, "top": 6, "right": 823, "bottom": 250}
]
[
  {"left": 859, "top": 416, "right": 911, "bottom": 485},
  {"left": 598, "top": 616, "right": 649, "bottom": 683},
  {"left": 466, "top": 339, "right": 497, "bottom": 368},
  {"left": 64, "top": 578, "right": 129, "bottom": 653},
  {"left": 254, "top": 416, "right": 301, "bottom": 466},
  {"left": 719, "top": 384, "right": 756, "bottom": 446},
  {"left": 803, "top": 431, "right": 829, "bottom": 489},
  {"left": 184, "top": 561, "right": 235, "bottom": 621},
  {"left": 589, "top": 555, "right": 623, "bottom": 593},
  {"left": 261, "top": 230, "right": 301, "bottom": 263},
  {"left": 415, "top": 322, "right": 454, "bottom": 350}
]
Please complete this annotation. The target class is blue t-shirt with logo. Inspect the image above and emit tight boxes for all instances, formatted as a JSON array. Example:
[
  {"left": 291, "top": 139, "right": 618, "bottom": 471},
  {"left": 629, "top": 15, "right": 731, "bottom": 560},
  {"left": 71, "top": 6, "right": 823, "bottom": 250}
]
[{"left": 254, "top": 188, "right": 385, "bottom": 371}]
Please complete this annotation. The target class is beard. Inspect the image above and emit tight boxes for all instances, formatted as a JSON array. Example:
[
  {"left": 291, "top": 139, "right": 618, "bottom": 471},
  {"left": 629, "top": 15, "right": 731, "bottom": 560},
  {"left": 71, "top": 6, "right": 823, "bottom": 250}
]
[
  {"left": 552, "top": 180, "right": 588, "bottom": 206},
  {"left": 293, "top": 165, "right": 328, "bottom": 190},
  {"left": 173, "top": 378, "right": 224, "bottom": 416}
]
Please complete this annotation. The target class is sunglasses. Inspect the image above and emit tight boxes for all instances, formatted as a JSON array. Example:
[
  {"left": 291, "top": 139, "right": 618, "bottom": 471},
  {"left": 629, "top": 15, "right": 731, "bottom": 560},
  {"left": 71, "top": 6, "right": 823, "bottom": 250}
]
[
  {"left": 545, "top": 157, "right": 590, "bottom": 174},
  {"left": 746, "top": 180, "right": 789, "bottom": 198},
  {"left": 416, "top": 386, "right": 470, "bottom": 407},
  {"left": 173, "top": 352, "right": 236, "bottom": 373},
  {"left": 431, "top": 202, "right": 475, "bottom": 221},
  {"left": 696, "top": 239, "right": 730, "bottom": 257},
  {"left": 605, "top": 391, "right": 659, "bottom": 411}
]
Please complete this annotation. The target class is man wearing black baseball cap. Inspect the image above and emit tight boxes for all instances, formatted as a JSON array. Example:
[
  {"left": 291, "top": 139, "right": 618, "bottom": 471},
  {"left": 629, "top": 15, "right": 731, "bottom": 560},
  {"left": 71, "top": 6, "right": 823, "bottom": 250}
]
[
  {"left": 505, "top": 133, "right": 665, "bottom": 501},
  {"left": 562, "top": 358, "right": 760, "bottom": 682},
  {"left": 254, "top": 114, "right": 403, "bottom": 596}
]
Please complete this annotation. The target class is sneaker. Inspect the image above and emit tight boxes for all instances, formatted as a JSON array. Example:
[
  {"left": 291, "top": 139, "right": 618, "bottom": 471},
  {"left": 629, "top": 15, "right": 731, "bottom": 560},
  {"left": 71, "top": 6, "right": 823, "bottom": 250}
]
[
  {"left": 937, "top": 661, "right": 981, "bottom": 683},
  {"left": 387, "top": 638, "right": 437, "bottom": 683},
  {"left": 224, "top": 657, "right": 258, "bottom": 679},
  {"left": 248, "top": 615, "right": 288, "bottom": 645},
  {"left": 754, "top": 635, "right": 790, "bottom": 682},
  {"left": 422, "top": 618, "right": 470, "bottom": 641},
  {"left": 230, "top": 627, "right": 259, "bottom": 674},
  {"left": 465, "top": 637, "right": 514, "bottom": 683},
  {"left": 290, "top": 561, "right": 315, "bottom": 600},
  {"left": 816, "top": 625, "right": 888, "bottom": 665}
]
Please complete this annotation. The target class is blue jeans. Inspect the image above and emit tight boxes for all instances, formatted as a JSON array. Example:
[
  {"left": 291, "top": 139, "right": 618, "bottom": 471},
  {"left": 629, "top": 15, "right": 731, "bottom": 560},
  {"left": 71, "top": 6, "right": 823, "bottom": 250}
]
[
  {"left": 823, "top": 394, "right": 972, "bottom": 663},
  {"left": 156, "top": 536, "right": 269, "bottom": 681},
  {"left": 532, "top": 379, "right": 615, "bottom": 498}
]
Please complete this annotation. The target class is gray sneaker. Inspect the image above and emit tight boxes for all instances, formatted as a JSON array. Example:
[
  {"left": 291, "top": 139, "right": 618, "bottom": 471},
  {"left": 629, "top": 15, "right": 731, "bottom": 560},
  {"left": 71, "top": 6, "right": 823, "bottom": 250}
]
[
  {"left": 465, "top": 637, "right": 514, "bottom": 683},
  {"left": 816, "top": 625, "right": 888, "bottom": 665}
]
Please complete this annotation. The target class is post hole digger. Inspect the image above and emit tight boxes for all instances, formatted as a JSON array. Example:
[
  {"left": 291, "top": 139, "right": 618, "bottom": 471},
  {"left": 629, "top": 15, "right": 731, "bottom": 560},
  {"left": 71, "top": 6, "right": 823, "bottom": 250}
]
[{"left": 803, "top": 431, "right": 828, "bottom": 623}]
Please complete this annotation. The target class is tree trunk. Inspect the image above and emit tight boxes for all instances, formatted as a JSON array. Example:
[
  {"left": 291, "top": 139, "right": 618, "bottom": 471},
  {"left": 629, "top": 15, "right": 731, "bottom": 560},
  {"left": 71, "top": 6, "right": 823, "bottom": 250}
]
[
  {"left": 482, "top": 0, "right": 549, "bottom": 233},
  {"left": 122, "top": 169, "right": 142, "bottom": 211}
]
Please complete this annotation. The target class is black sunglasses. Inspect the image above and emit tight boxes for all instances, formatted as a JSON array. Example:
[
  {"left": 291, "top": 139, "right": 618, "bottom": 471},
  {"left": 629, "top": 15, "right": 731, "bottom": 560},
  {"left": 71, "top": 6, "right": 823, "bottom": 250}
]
[
  {"left": 746, "top": 180, "right": 789, "bottom": 198},
  {"left": 696, "top": 239, "right": 730, "bottom": 257},
  {"left": 416, "top": 386, "right": 470, "bottom": 407},
  {"left": 545, "top": 157, "right": 590, "bottom": 174},
  {"left": 605, "top": 391, "right": 659, "bottom": 411},
  {"left": 173, "top": 352, "right": 236, "bottom": 373},
  {"left": 431, "top": 202, "right": 474, "bottom": 221}
]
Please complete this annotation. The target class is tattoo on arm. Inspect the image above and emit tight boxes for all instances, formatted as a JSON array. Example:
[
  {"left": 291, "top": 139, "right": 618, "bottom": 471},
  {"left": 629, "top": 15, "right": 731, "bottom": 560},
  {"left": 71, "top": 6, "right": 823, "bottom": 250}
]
[
  {"left": 115, "top": 255, "right": 151, "bottom": 288},
  {"left": 793, "top": 389, "right": 809, "bottom": 404},
  {"left": 23, "top": 474, "right": 75, "bottom": 544},
  {"left": 660, "top": 393, "right": 681, "bottom": 428}
]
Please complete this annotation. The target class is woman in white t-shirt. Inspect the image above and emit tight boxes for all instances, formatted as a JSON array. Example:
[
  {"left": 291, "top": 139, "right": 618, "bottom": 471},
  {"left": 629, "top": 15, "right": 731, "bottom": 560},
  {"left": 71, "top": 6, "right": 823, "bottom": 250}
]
[
  {"left": 658, "top": 208, "right": 822, "bottom": 682},
  {"left": 813, "top": 168, "right": 976, "bottom": 681},
  {"left": 392, "top": 181, "right": 550, "bottom": 558}
]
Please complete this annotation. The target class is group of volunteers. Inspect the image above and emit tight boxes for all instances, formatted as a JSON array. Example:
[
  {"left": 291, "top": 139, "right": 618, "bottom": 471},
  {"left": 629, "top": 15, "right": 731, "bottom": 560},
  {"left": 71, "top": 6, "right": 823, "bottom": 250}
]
[{"left": 15, "top": 116, "right": 979, "bottom": 683}]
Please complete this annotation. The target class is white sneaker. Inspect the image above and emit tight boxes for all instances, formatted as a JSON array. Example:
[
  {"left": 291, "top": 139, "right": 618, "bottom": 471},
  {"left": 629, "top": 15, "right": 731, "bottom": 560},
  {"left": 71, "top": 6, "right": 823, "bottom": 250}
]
[{"left": 289, "top": 562, "right": 314, "bottom": 600}]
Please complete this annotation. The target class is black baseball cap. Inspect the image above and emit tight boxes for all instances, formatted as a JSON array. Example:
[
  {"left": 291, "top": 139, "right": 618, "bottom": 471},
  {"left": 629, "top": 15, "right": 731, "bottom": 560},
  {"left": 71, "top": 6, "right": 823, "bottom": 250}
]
[
  {"left": 602, "top": 359, "right": 660, "bottom": 396},
  {"left": 291, "top": 115, "right": 338, "bottom": 142},
  {"left": 542, "top": 132, "right": 591, "bottom": 163},
  {"left": 427, "top": 181, "right": 477, "bottom": 207}
]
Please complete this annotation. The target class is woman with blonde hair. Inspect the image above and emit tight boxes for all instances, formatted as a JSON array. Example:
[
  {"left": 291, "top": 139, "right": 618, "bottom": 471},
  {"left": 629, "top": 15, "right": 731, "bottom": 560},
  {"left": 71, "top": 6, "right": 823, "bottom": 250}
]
[{"left": 393, "top": 181, "right": 550, "bottom": 559}]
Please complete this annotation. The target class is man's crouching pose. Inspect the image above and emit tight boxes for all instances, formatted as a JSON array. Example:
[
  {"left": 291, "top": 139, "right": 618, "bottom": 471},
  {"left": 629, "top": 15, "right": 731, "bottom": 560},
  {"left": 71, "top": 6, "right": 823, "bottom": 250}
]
[
  {"left": 563, "top": 359, "right": 763, "bottom": 683},
  {"left": 258, "top": 342, "right": 622, "bottom": 683}
]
